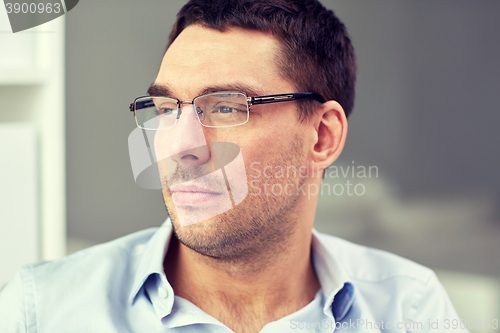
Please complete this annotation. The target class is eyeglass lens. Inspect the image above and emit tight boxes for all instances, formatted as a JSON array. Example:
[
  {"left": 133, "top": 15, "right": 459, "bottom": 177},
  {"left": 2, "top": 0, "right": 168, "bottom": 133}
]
[{"left": 135, "top": 92, "right": 249, "bottom": 130}]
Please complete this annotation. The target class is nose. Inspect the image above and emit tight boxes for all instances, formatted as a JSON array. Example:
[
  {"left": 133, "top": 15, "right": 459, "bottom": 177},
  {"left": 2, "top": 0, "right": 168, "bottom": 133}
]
[{"left": 154, "top": 104, "right": 210, "bottom": 168}]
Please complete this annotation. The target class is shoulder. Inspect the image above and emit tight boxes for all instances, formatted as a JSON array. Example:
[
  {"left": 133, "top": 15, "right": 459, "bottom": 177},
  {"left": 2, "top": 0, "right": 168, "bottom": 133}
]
[
  {"left": 313, "top": 230, "right": 463, "bottom": 324},
  {"left": 313, "top": 230, "right": 434, "bottom": 284},
  {"left": 1, "top": 227, "right": 159, "bottom": 306},
  {"left": 0, "top": 227, "right": 160, "bottom": 332},
  {"left": 30, "top": 227, "right": 159, "bottom": 281}
]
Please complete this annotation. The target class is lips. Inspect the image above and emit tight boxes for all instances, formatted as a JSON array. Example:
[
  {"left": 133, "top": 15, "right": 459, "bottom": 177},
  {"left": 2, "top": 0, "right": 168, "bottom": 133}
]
[{"left": 170, "top": 183, "right": 224, "bottom": 205}]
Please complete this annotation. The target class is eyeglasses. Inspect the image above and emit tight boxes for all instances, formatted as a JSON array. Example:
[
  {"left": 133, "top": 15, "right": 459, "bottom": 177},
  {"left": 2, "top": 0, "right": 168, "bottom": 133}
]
[{"left": 129, "top": 91, "right": 325, "bottom": 130}]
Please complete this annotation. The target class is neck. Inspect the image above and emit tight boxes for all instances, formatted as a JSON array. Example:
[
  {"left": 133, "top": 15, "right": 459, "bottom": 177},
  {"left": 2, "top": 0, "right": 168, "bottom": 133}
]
[{"left": 164, "top": 221, "right": 320, "bottom": 332}]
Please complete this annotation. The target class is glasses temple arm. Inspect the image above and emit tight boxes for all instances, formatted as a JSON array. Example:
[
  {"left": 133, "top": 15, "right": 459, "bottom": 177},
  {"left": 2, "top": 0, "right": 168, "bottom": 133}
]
[
  {"left": 249, "top": 92, "right": 325, "bottom": 105},
  {"left": 130, "top": 99, "right": 156, "bottom": 112}
]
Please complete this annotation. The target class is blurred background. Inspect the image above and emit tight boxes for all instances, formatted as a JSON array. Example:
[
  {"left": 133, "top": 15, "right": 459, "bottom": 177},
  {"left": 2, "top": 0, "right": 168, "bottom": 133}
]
[{"left": 1, "top": 0, "right": 499, "bottom": 330}]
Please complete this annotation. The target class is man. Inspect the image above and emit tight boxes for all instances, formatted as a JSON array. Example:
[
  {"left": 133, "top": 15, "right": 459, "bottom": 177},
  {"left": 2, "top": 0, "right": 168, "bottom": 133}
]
[{"left": 0, "top": 0, "right": 467, "bottom": 332}]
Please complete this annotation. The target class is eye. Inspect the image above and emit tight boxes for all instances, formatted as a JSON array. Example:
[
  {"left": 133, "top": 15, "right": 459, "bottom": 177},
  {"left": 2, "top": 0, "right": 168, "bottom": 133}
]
[
  {"left": 212, "top": 105, "right": 247, "bottom": 114},
  {"left": 155, "top": 107, "right": 176, "bottom": 116},
  {"left": 215, "top": 106, "right": 238, "bottom": 113}
]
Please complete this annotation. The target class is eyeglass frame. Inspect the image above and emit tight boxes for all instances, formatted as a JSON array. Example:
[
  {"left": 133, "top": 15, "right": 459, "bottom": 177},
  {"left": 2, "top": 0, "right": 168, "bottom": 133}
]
[{"left": 129, "top": 91, "right": 326, "bottom": 130}]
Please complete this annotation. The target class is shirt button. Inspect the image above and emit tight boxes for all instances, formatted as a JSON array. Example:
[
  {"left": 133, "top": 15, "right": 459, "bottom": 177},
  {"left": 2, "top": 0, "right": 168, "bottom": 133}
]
[{"left": 158, "top": 287, "right": 168, "bottom": 298}]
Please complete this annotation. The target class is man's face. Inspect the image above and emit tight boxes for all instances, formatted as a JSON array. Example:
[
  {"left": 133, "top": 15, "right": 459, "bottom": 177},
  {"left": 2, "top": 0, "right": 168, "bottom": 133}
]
[{"left": 153, "top": 25, "right": 314, "bottom": 260}]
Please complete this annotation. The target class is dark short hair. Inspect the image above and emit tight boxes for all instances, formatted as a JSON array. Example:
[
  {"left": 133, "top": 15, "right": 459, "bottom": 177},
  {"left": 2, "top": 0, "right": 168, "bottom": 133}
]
[{"left": 168, "top": 0, "right": 356, "bottom": 119}]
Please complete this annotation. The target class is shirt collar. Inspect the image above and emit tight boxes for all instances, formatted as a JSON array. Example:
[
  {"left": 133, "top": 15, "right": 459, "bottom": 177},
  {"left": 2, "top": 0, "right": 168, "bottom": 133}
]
[
  {"left": 128, "top": 221, "right": 173, "bottom": 305},
  {"left": 128, "top": 221, "right": 355, "bottom": 321},
  {"left": 311, "top": 228, "right": 355, "bottom": 321}
]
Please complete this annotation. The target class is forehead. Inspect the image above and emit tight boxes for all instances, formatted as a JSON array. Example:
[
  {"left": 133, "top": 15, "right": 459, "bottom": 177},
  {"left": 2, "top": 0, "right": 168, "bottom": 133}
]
[{"left": 154, "top": 25, "right": 293, "bottom": 98}]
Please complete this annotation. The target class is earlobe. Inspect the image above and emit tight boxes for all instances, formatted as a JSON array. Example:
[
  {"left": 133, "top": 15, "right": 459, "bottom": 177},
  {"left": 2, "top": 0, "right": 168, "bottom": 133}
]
[{"left": 311, "top": 101, "right": 347, "bottom": 171}]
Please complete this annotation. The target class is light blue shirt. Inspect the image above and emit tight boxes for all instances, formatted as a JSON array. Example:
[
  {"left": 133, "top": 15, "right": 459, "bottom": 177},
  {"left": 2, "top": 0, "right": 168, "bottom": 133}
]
[{"left": 0, "top": 220, "right": 467, "bottom": 332}]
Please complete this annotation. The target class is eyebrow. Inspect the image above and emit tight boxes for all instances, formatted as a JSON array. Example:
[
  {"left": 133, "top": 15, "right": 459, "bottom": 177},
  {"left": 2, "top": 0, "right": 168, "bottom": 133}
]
[
  {"left": 147, "top": 83, "right": 175, "bottom": 98},
  {"left": 146, "top": 82, "right": 267, "bottom": 99}
]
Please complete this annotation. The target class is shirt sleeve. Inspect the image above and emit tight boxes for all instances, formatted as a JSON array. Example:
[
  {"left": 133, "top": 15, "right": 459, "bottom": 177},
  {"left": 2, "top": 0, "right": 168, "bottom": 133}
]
[
  {"left": 0, "top": 270, "right": 28, "bottom": 333},
  {"left": 410, "top": 271, "right": 470, "bottom": 333}
]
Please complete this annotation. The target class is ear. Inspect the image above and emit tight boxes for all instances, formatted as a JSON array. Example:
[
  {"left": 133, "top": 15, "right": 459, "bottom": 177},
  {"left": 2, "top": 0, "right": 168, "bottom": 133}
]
[{"left": 310, "top": 100, "right": 348, "bottom": 172}]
